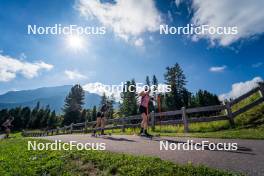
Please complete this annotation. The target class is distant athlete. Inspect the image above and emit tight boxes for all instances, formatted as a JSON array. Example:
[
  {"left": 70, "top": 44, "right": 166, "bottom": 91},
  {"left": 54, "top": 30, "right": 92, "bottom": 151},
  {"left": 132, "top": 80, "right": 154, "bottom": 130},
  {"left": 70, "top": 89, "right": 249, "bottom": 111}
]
[
  {"left": 1, "top": 116, "right": 13, "bottom": 138},
  {"left": 139, "top": 87, "right": 152, "bottom": 137},
  {"left": 92, "top": 103, "right": 109, "bottom": 136}
]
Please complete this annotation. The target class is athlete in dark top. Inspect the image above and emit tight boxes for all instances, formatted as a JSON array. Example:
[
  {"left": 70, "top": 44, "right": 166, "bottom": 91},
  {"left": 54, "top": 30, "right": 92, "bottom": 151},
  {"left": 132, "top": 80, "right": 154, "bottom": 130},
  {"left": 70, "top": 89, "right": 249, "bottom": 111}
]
[
  {"left": 1, "top": 117, "right": 13, "bottom": 138},
  {"left": 92, "top": 103, "right": 109, "bottom": 136}
]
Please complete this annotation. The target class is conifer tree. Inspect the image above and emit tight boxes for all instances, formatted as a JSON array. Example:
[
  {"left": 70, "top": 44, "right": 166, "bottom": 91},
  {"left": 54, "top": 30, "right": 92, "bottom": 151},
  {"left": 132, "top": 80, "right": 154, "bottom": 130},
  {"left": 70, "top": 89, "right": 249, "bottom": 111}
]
[
  {"left": 63, "top": 84, "right": 85, "bottom": 125},
  {"left": 164, "top": 63, "right": 187, "bottom": 110}
]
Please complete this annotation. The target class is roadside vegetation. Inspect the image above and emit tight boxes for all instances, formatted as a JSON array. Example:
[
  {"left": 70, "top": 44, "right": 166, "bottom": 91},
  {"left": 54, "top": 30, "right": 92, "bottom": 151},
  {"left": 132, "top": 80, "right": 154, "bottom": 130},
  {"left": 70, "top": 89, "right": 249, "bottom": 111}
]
[
  {"left": 106, "top": 123, "right": 264, "bottom": 140},
  {"left": 106, "top": 92, "right": 264, "bottom": 139},
  {"left": 0, "top": 134, "right": 240, "bottom": 176}
]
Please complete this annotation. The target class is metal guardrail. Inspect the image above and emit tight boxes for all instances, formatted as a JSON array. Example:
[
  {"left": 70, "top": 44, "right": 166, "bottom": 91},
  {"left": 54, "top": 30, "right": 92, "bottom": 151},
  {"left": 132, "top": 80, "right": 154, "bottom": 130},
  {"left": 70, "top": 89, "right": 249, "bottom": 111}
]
[{"left": 22, "top": 84, "right": 264, "bottom": 137}]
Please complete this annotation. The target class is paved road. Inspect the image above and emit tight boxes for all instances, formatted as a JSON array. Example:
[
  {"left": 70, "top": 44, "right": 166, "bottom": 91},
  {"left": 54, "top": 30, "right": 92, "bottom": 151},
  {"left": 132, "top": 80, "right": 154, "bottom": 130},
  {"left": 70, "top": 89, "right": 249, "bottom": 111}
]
[
  {"left": 0, "top": 134, "right": 5, "bottom": 139},
  {"left": 38, "top": 134, "right": 264, "bottom": 176}
]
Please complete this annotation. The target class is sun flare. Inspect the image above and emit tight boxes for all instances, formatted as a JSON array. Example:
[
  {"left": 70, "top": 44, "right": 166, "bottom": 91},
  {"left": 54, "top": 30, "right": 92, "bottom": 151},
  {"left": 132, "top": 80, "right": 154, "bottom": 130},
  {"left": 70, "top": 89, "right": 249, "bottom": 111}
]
[{"left": 66, "top": 35, "right": 84, "bottom": 50}]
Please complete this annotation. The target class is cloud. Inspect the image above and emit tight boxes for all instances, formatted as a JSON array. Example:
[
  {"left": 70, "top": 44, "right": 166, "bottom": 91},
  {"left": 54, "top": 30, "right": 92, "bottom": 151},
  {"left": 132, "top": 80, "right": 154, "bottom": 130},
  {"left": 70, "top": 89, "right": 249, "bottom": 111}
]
[
  {"left": 0, "top": 54, "right": 53, "bottom": 82},
  {"left": 19, "top": 53, "right": 27, "bottom": 59},
  {"left": 64, "top": 70, "right": 87, "bottom": 80},
  {"left": 76, "top": 0, "right": 162, "bottom": 46},
  {"left": 83, "top": 82, "right": 123, "bottom": 101},
  {"left": 252, "top": 62, "right": 263, "bottom": 68},
  {"left": 219, "top": 77, "right": 263, "bottom": 101},
  {"left": 191, "top": 0, "right": 264, "bottom": 46},
  {"left": 134, "top": 38, "right": 144, "bottom": 47},
  {"left": 175, "top": 0, "right": 182, "bottom": 8},
  {"left": 209, "top": 65, "right": 226, "bottom": 72}
]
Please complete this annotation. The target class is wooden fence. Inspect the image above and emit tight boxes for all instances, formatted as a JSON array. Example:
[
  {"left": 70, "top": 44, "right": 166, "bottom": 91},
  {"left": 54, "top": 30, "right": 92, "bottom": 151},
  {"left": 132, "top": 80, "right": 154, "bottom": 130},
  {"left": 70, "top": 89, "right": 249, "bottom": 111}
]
[{"left": 22, "top": 84, "right": 264, "bottom": 137}]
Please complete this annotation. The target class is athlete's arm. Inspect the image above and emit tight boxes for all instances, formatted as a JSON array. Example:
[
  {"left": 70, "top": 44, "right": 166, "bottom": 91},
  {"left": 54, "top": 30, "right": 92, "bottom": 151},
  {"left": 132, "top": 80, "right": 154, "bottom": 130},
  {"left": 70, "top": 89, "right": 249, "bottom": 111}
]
[
  {"left": 139, "top": 91, "right": 145, "bottom": 97},
  {"left": 2, "top": 121, "right": 8, "bottom": 127}
]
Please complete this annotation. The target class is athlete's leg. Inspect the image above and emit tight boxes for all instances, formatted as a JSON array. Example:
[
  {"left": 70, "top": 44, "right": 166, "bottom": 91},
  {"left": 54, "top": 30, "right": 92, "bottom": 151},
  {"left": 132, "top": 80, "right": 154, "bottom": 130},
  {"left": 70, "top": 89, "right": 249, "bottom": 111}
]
[
  {"left": 140, "top": 106, "right": 147, "bottom": 134},
  {"left": 143, "top": 113, "right": 148, "bottom": 130},
  {"left": 93, "top": 117, "right": 101, "bottom": 135},
  {"left": 142, "top": 112, "right": 152, "bottom": 137},
  {"left": 140, "top": 112, "right": 148, "bottom": 136},
  {"left": 5, "top": 128, "right": 10, "bottom": 138},
  {"left": 100, "top": 117, "right": 106, "bottom": 135}
]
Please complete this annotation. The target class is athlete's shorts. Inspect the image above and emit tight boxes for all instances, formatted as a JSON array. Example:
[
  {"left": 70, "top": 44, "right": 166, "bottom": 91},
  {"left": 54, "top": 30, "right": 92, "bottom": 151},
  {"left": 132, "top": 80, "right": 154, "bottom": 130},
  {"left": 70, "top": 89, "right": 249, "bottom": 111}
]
[
  {"left": 139, "top": 105, "right": 148, "bottom": 115},
  {"left": 96, "top": 112, "right": 105, "bottom": 118},
  {"left": 4, "top": 127, "right": 10, "bottom": 134}
]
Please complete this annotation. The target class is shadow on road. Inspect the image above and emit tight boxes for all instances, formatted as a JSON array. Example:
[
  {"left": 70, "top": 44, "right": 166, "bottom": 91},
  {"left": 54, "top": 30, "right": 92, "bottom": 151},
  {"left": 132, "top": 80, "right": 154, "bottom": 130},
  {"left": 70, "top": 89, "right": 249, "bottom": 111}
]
[
  {"left": 97, "top": 136, "right": 136, "bottom": 142},
  {"left": 153, "top": 138, "right": 254, "bottom": 155}
]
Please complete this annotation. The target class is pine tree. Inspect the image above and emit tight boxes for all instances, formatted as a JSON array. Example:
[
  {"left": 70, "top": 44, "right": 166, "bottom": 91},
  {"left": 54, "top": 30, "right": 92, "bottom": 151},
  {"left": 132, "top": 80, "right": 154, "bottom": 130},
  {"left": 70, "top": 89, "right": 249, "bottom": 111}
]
[
  {"left": 191, "top": 89, "right": 220, "bottom": 107},
  {"left": 92, "top": 106, "right": 97, "bottom": 121},
  {"left": 47, "top": 110, "right": 57, "bottom": 129},
  {"left": 0, "top": 109, "right": 9, "bottom": 129},
  {"left": 80, "top": 109, "right": 87, "bottom": 122},
  {"left": 120, "top": 79, "right": 138, "bottom": 117},
  {"left": 182, "top": 88, "right": 192, "bottom": 107},
  {"left": 63, "top": 84, "right": 85, "bottom": 125},
  {"left": 108, "top": 94, "right": 115, "bottom": 119},
  {"left": 9, "top": 107, "right": 22, "bottom": 130},
  {"left": 29, "top": 102, "right": 40, "bottom": 129},
  {"left": 86, "top": 109, "right": 92, "bottom": 122},
  {"left": 146, "top": 76, "right": 150, "bottom": 86},
  {"left": 164, "top": 63, "right": 187, "bottom": 110},
  {"left": 40, "top": 105, "right": 50, "bottom": 128},
  {"left": 100, "top": 92, "right": 107, "bottom": 107},
  {"left": 21, "top": 107, "right": 31, "bottom": 128},
  {"left": 151, "top": 75, "right": 159, "bottom": 112},
  {"left": 130, "top": 79, "right": 138, "bottom": 115},
  {"left": 152, "top": 75, "right": 158, "bottom": 90}
]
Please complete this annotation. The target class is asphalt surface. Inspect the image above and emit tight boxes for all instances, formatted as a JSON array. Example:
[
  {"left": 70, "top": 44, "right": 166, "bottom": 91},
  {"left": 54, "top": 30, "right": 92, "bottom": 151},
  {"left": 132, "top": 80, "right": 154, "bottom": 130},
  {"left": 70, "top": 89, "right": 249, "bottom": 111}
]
[
  {"left": 37, "top": 134, "right": 264, "bottom": 176},
  {"left": 0, "top": 134, "right": 5, "bottom": 139}
]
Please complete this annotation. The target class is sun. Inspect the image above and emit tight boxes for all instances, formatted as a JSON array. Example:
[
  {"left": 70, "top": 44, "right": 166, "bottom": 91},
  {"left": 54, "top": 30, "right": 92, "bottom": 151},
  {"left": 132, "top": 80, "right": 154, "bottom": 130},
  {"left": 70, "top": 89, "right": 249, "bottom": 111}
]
[{"left": 66, "top": 35, "right": 85, "bottom": 51}]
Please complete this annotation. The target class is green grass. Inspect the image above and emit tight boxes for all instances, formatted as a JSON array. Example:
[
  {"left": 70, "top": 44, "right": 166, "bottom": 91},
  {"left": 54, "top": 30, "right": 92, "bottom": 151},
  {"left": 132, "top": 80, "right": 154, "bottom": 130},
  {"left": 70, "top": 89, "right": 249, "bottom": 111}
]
[
  {"left": 151, "top": 125, "right": 264, "bottom": 139},
  {"left": 104, "top": 120, "right": 231, "bottom": 135},
  {"left": 105, "top": 102, "right": 264, "bottom": 139},
  {"left": 231, "top": 92, "right": 260, "bottom": 113},
  {"left": 106, "top": 124, "right": 264, "bottom": 139},
  {"left": 0, "top": 135, "right": 240, "bottom": 176}
]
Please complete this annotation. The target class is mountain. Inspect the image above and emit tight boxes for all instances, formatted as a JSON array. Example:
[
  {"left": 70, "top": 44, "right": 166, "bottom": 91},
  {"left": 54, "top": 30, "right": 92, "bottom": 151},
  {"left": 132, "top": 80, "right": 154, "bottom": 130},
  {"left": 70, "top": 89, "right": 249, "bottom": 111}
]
[{"left": 0, "top": 85, "right": 102, "bottom": 113}]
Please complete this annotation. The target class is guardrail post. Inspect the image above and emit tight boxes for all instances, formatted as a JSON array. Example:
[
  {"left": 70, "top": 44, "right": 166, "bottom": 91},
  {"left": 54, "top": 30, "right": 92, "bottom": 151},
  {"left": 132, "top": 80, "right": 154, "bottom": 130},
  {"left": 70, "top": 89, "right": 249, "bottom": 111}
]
[
  {"left": 259, "top": 83, "right": 264, "bottom": 97},
  {"left": 225, "top": 101, "right": 235, "bottom": 128},
  {"left": 150, "top": 111, "right": 155, "bottom": 131},
  {"left": 21, "top": 130, "right": 25, "bottom": 137},
  {"left": 182, "top": 107, "right": 189, "bottom": 133},
  {"left": 84, "top": 121, "right": 87, "bottom": 133},
  {"left": 122, "top": 118, "right": 126, "bottom": 133},
  {"left": 70, "top": 123, "right": 73, "bottom": 134}
]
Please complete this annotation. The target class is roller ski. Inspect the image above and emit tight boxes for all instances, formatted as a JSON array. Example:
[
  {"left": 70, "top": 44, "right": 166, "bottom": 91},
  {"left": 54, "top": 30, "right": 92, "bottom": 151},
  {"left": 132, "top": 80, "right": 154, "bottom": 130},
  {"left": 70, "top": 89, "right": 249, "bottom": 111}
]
[
  {"left": 139, "top": 128, "right": 153, "bottom": 139},
  {"left": 91, "top": 129, "right": 111, "bottom": 138}
]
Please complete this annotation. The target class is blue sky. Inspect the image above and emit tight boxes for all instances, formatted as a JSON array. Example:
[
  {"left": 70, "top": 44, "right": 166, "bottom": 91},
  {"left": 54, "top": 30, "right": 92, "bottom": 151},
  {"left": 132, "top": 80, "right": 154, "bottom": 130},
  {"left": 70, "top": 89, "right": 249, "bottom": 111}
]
[{"left": 0, "top": 0, "right": 263, "bottom": 100}]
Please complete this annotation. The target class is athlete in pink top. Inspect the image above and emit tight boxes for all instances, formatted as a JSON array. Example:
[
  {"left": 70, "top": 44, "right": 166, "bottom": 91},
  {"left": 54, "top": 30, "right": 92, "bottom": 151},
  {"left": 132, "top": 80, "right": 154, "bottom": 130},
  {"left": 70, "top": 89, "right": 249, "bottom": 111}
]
[
  {"left": 139, "top": 88, "right": 152, "bottom": 137},
  {"left": 140, "top": 93, "right": 150, "bottom": 108}
]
